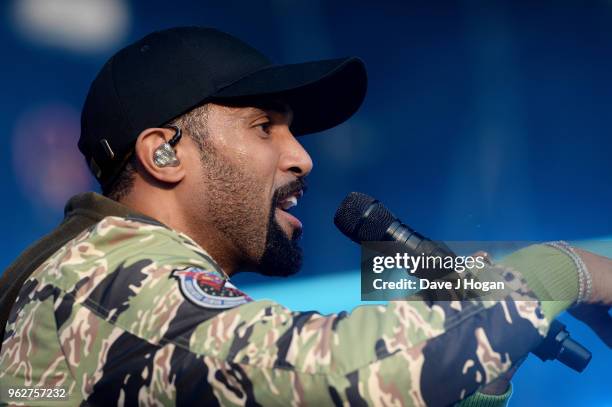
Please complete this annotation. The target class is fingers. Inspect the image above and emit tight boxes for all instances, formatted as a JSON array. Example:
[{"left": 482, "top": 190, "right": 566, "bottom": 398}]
[{"left": 569, "top": 304, "right": 612, "bottom": 348}]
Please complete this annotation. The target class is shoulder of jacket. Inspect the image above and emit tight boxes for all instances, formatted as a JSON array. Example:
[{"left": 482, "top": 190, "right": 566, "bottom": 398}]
[
  {"left": 32, "top": 215, "right": 224, "bottom": 294},
  {"left": 8, "top": 216, "right": 254, "bottom": 365}
]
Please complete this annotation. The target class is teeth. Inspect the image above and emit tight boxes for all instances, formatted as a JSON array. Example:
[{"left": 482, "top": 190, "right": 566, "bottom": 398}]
[{"left": 281, "top": 196, "right": 298, "bottom": 210}]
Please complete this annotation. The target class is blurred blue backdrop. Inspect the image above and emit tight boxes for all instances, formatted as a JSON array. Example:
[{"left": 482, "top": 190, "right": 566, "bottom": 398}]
[{"left": 1, "top": 0, "right": 610, "bottom": 405}]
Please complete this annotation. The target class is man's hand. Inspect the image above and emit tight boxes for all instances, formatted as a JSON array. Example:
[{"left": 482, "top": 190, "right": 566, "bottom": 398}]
[
  {"left": 571, "top": 248, "right": 612, "bottom": 348},
  {"left": 568, "top": 304, "right": 612, "bottom": 348},
  {"left": 574, "top": 248, "right": 612, "bottom": 305}
]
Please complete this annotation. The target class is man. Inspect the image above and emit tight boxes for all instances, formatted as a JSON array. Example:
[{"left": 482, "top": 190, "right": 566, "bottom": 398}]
[{"left": 0, "top": 27, "right": 611, "bottom": 407}]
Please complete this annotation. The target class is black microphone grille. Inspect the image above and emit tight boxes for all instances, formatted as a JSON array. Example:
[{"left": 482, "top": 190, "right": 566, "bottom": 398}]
[
  {"left": 334, "top": 192, "right": 376, "bottom": 238},
  {"left": 334, "top": 192, "right": 397, "bottom": 242},
  {"left": 358, "top": 201, "right": 396, "bottom": 241}
]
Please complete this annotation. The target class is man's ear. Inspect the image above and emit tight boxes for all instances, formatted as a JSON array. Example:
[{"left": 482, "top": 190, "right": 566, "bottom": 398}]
[{"left": 134, "top": 127, "right": 186, "bottom": 184}]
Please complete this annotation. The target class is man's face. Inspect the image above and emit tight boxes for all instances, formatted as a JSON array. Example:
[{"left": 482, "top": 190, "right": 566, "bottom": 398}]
[{"left": 183, "top": 100, "right": 313, "bottom": 276}]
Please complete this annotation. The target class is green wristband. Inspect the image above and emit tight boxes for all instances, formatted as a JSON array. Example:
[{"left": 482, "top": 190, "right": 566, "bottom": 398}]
[
  {"left": 455, "top": 383, "right": 513, "bottom": 407},
  {"left": 499, "top": 245, "right": 579, "bottom": 321}
]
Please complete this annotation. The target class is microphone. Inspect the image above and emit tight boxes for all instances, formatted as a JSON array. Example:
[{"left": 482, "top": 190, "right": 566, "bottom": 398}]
[
  {"left": 334, "top": 192, "right": 456, "bottom": 281},
  {"left": 334, "top": 191, "right": 592, "bottom": 372},
  {"left": 334, "top": 191, "right": 453, "bottom": 257}
]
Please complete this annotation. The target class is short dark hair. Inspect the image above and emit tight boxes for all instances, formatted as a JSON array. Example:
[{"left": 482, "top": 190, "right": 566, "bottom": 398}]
[{"left": 104, "top": 103, "right": 210, "bottom": 201}]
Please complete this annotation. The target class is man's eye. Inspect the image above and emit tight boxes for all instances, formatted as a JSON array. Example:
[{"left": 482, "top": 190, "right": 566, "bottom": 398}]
[{"left": 255, "top": 121, "right": 271, "bottom": 133}]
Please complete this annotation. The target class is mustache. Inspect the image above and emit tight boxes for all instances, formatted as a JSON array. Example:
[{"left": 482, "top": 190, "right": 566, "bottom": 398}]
[{"left": 272, "top": 178, "right": 308, "bottom": 206}]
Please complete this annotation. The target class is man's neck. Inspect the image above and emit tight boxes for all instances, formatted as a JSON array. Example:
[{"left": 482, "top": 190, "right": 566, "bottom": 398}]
[{"left": 118, "top": 194, "right": 242, "bottom": 276}]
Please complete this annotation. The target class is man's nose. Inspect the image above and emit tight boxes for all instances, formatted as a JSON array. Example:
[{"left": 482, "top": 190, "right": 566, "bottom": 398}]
[{"left": 280, "top": 133, "right": 313, "bottom": 177}]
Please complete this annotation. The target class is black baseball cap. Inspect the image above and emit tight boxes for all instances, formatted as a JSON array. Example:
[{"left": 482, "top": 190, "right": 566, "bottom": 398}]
[{"left": 79, "top": 26, "right": 367, "bottom": 188}]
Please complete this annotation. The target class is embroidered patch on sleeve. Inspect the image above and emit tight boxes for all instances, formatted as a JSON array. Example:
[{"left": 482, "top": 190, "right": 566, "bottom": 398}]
[{"left": 171, "top": 267, "right": 252, "bottom": 309}]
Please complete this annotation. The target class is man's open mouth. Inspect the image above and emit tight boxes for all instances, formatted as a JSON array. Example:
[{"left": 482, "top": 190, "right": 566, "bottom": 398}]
[
  {"left": 277, "top": 190, "right": 303, "bottom": 212},
  {"left": 274, "top": 183, "right": 305, "bottom": 231}
]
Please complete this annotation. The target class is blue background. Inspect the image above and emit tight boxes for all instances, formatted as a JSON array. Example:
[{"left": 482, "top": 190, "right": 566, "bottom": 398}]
[{"left": 1, "top": 0, "right": 610, "bottom": 405}]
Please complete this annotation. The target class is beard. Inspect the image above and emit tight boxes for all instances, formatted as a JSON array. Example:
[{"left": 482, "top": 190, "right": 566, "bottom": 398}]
[
  {"left": 257, "top": 182, "right": 304, "bottom": 277},
  {"left": 197, "top": 141, "right": 304, "bottom": 277}
]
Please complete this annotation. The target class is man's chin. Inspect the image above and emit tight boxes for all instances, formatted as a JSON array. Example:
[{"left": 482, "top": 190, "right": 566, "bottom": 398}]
[{"left": 255, "top": 218, "right": 303, "bottom": 277}]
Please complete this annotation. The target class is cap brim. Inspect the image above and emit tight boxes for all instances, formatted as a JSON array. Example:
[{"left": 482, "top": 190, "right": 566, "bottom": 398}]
[{"left": 212, "top": 57, "right": 367, "bottom": 135}]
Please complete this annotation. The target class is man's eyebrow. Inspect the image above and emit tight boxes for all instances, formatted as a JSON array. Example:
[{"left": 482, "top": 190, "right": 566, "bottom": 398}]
[
  {"left": 259, "top": 100, "right": 291, "bottom": 114},
  {"left": 246, "top": 101, "right": 293, "bottom": 122}
]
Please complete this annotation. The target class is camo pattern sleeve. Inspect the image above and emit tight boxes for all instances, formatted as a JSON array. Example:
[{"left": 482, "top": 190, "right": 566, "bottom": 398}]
[{"left": 0, "top": 216, "right": 555, "bottom": 406}]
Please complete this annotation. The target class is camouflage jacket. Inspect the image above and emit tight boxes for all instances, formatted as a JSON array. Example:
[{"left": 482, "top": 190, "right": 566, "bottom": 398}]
[{"left": 0, "top": 196, "right": 553, "bottom": 407}]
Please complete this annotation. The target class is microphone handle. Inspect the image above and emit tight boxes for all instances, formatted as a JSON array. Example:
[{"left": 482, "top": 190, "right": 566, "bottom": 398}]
[
  {"left": 383, "top": 221, "right": 592, "bottom": 373},
  {"left": 385, "top": 221, "right": 457, "bottom": 282}
]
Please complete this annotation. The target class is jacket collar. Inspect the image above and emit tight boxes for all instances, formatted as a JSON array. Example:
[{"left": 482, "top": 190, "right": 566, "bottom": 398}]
[{"left": 62, "top": 192, "right": 163, "bottom": 226}]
